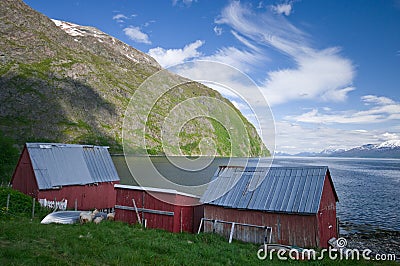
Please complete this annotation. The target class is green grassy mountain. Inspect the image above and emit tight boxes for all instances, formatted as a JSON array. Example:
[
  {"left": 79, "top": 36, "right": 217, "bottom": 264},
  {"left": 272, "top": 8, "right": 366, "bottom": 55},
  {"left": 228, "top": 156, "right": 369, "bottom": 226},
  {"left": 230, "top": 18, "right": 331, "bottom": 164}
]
[{"left": 0, "top": 0, "right": 269, "bottom": 157}]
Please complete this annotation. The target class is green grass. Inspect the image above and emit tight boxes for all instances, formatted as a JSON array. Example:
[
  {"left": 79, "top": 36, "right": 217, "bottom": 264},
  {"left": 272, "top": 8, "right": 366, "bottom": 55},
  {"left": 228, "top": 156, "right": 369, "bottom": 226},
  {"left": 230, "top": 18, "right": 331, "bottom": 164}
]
[
  {"left": 0, "top": 61, "right": 14, "bottom": 76},
  {"left": 209, "top": 118, "right": 232, "bottom": 156},
  {"left": 0, "top": 217, "right": 260, "bottom": 265},
  {"left": 18, "top": 58, "right": 53, "bottom": 80},
  {"left": 179, "top": 140, "right": 201, "bottom": 155},
  {"left": 0, "top": 218, "right": 388, "bottom": 265},
  {"left": 0, "top": 188, "right": 392, "bottom": 265}
]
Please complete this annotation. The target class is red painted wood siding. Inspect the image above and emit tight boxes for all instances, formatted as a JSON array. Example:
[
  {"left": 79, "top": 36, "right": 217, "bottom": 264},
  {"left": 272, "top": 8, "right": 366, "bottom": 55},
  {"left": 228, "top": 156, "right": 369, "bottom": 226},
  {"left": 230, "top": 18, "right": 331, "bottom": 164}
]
[
  {"left": 317, "top": 174, "right": 338, "bottom": 248},
  {"left": 11, "top": 147, "right": 38, "bottom": 198},
  {"left": 38, "top": 181, "right": 118, "bottom": 210},
  {"left": 203, "top": 205, "right": 318, "bottom": 247},
  {"left": 114, "top": 187, "right": 202, "bottom": 233}
]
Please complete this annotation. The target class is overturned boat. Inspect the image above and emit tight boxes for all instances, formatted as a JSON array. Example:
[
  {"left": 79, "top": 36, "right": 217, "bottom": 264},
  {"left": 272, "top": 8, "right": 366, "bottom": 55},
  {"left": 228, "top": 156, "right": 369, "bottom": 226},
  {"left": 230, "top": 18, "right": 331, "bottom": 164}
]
[
  {"left": 41, "top": 211, "right": 81, "bottom": 224},
  {"left": 41, "top": 211, "right": 108, "bottom": 224}
]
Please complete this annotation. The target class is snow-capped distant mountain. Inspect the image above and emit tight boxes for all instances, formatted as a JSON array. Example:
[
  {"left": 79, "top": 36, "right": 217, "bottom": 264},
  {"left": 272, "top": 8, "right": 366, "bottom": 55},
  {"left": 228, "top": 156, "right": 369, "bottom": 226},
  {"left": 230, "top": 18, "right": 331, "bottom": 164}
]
[
  {"left": 319, "top": 148, "right": 347, "bottom": 155},
  {"left": 376, "top": 139, "right": 400, "bottom": 149},
  {"left": 281, "top": 140, "right": 400, "bottom": 158},
  {"left": 325, "top": 140, "right": 400, "bottom": 158}
]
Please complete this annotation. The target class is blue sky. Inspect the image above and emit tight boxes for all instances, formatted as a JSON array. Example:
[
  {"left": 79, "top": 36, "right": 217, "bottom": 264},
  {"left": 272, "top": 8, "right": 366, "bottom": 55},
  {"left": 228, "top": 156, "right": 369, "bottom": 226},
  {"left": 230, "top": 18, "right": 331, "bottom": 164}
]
[{"left": 24, "top": 0, "right": 400, "bottom": 154}]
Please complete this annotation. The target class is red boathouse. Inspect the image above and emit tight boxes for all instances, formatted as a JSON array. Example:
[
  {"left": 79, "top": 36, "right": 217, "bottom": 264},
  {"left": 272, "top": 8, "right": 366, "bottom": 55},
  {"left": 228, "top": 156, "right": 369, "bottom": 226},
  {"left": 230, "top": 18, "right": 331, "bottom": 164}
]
[
  {"left": 200, "top": 166, "right": 339, "bottom": 248},
  {"left": 11, "top": 143, "right": 120, "bottom": 210},
  {"left": 114, "top": 184, "right": 203, "bottom": 233}
]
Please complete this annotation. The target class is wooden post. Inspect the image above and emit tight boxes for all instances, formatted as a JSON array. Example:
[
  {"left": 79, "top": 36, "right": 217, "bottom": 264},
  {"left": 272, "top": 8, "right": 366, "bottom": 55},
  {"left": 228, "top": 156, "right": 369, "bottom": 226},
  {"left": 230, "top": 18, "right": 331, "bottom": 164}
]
[
  {"left": 141, "top": 191, "right": 145, "bottom": 225},
  {"left": 75, "top": 199, "right": 78, "bottom": 211},
  {"left": 180, "top": 208, "right": 183, "bottom": 233},
  {"left": 213, "top": 219, "right": 217, "bottom": 233},
  {"left": 197, "top": 218, "right": 204, "bottom": 234},
  {"left": 228, "top": 222, "right": 235, "bottom": 243},
  {"left": 6, "top": 194, "right": 10, "bottom": 211},
  {"left": 132, "top": 198, "right": 142, "bottom": 225},
  {"left": 31, "top": 198, "right": 35, "bottom": 219}
]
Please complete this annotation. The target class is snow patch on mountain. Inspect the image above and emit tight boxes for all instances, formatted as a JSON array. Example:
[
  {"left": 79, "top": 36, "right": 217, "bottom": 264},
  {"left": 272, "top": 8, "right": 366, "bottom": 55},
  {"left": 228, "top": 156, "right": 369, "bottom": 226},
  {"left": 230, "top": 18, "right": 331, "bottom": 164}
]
[
  {"left": 52, "top": 19, "right": 85, "bottom": 37},
  {"left": 51, "top": 19, "right": 161, "bottom": 68},
  {"left": 377, "top": 139, "right": 400, "bottom": 149}
]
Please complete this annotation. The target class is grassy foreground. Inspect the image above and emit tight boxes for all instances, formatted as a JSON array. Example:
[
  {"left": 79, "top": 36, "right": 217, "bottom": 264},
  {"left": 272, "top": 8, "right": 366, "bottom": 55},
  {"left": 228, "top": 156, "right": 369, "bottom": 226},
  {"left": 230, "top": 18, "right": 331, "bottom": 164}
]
[
  {"left": 1, "top": 218, "right": 393, "bottom": 265},
  {"left": 0, "top": 217, "right": 261, "bottom": 265},
  {"left": 0, "top": 188, "right": 394, "bottom": 265}
]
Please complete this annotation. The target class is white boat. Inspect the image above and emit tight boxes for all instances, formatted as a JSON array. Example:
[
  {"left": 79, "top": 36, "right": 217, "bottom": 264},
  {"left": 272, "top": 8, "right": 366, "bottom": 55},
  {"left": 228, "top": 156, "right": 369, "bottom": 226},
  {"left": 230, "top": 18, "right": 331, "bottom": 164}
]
[{"left": 41, "top": 211, "right": 81, "bottom": 224}]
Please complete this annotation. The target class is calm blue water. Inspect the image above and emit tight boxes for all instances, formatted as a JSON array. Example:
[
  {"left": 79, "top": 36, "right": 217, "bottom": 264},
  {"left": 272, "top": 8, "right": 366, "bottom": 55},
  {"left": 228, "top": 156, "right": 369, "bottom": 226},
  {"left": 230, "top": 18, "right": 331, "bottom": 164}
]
[
  {"left": 273, "top": 157, "right": 400, "bottom": 231},
  {"left": 112, "top": 156, "right": 400, "bottom": 231}
]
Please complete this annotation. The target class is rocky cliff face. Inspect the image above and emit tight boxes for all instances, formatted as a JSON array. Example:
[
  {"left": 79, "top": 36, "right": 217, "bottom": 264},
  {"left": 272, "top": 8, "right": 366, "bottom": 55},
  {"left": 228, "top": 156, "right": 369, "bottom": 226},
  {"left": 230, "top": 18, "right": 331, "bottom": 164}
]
[{"left": 0, "top": 0, "right": 268, "bottom": 156}]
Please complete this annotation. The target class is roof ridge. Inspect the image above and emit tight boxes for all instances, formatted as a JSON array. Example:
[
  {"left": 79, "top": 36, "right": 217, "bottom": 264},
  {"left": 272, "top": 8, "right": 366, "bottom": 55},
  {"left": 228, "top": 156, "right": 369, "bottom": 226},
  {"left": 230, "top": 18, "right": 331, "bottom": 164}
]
[{"left": 26, "top": 142, "right": 110, "bottom": 149}]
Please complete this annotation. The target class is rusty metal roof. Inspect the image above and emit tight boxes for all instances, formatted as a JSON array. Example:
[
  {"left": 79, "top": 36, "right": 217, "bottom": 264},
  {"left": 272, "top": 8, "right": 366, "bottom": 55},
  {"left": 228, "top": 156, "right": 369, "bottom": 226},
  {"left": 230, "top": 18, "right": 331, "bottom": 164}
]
[
  {"left": 200, "top": 166, "right": 337, "bottom": 214},
  {"left": 26, "top": 143, "right": 119, "bottom": 189}
]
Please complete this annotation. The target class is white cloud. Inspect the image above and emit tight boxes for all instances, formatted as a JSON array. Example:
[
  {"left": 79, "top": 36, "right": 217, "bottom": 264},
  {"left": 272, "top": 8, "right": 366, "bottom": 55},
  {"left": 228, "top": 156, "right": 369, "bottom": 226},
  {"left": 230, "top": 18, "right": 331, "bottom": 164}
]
[
  {"left": 192, "top": 30, "right": 265, "bottom": 75},
  {"left": 113, "top": 13, "right": 137, "bottom": 23},
  {"left": 172, "top": 0, "right": 197, "bottom": 7},
  {"left": 143, "top": 20, "right": 156, "bottom": 27},
  {"left": 123, "top": 26, "right": 151, "bottom": 44},
  {"left": 285, "top": 108, "right": 380, "bottom": 124},
  {"left": 146, "top": 29, "right": 264, "bottom": 71},
  {"left": 353, "top": 129, "right": 368, "bottom": 133},
  {"left": 203, "top": 46, "right": 263, "bottom": 72},
  {"left": 262, "top": 50, "right": 355, "bottom": 105},
  {"left": 214, "top": 1, "right": 355, "bottom": 106},
  {"left": 271, "top": 3, "right": 293, "bottom": 16},
  {"left": 361, "top": 95, "right": 395, "bottom": 105},
  {"left": 321, "top": 86, "right": 355, "bottom": 102},
  {"left": 381, "top": 132, "right": 400, "bottom": 140},
  {"left": 148, "top": 40, "right": 204, "bottom": 68},
  {"left": 274, "top": 121, "right": 398, "bottom": 154},
  {"left": 213, "top": 26, "right": 223, "bottom": 36},
  {"left": 230, "top": 30, "right": 260, "bottom": 52},
  {"left": 285, "top": 95, "right": 400, "bottom": 124},
  {"left": 113, "top": 14, "right": 128, "bottom": 22}
]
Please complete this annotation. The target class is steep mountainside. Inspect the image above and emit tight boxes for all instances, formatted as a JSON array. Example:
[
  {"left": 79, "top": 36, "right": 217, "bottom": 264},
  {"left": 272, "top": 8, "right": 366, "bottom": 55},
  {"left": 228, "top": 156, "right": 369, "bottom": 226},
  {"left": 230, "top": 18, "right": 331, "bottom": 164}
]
[{"left": 0, "top": 0, "right": 268, "bottom": 156}]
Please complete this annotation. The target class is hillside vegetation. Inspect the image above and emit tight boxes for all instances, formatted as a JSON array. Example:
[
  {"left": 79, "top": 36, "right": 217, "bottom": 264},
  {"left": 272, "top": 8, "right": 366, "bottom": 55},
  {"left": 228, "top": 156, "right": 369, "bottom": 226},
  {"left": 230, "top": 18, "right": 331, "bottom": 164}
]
[
  {"left": 0, "top": 133, "right": 19, "bottom": 185},
  {"left": 0, "top": 0, "right": 268, "bottom": 158}
]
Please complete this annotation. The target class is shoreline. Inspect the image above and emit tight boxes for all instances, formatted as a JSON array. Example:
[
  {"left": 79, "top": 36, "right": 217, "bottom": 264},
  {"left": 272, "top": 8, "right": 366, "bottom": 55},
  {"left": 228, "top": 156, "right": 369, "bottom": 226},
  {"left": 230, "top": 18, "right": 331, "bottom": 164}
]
[{"left": 339, "top": 221, "right": 400, "bottom": 260}]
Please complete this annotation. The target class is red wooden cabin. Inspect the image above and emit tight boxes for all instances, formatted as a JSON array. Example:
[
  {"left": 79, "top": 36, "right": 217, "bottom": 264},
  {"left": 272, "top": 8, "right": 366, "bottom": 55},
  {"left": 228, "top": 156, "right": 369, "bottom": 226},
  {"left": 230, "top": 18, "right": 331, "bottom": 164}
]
[
  {"left": 200, "top": 166, "right": 338, "bottom": 248},
  {"left": 114, "top": 184, "right": 203, "bottom": 233},
  {"left": 11, "top": 143, "right": 120, "bottom": 210}
]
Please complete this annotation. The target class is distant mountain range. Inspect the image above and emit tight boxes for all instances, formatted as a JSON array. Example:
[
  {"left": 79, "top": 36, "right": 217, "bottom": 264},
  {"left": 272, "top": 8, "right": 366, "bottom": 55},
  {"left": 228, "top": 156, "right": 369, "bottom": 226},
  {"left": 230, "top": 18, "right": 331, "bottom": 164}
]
[{"left": 277, "top": 140, "right": 400, "bottom": 159}]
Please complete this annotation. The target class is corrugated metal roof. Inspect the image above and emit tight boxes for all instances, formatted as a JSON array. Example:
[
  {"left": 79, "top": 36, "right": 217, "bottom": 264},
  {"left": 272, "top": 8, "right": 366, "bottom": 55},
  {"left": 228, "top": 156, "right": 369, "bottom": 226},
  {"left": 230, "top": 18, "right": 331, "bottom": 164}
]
[
  {"left": 200, "top": 166, "right": 335, "bottom": 214},
  {"left": 114, "top": 184, "right": 200, "bottom": 198},
  {"left": 26, "top": 143, "right": 120, "bottom": 189}
]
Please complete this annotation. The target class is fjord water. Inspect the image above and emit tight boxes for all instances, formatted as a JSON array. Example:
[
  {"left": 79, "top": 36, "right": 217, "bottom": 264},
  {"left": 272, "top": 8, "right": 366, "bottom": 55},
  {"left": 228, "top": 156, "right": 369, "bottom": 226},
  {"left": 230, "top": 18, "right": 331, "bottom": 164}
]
[
  {"left": 112, "top": 156, "right": 400, "bottom": 231},
  {"left": 272, "top": 157, "right": 400, "bottom": 232}
]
